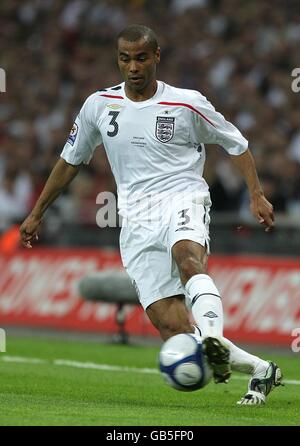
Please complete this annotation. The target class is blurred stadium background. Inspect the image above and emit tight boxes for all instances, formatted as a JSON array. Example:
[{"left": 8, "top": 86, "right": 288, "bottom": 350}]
[{"left": 1, "top": 1, "right": 300, "bottom": 352}]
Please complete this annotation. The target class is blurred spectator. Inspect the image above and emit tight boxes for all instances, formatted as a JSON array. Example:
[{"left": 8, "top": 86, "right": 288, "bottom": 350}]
[
  {"left": 0, "top": 0, "right": 300, "bottom": 233},
  {"left": 0, "top": 164, "right": 32, "bottom": 231}
]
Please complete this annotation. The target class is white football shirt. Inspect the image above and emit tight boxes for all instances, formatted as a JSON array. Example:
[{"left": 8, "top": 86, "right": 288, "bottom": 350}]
[{"left": 61, "top": 81, "right": 248, "bottom": 223}]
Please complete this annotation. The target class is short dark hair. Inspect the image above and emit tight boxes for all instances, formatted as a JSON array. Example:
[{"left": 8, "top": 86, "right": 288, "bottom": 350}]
[{"left": 117, "top": 24, "right": 158, "bottom": 52}]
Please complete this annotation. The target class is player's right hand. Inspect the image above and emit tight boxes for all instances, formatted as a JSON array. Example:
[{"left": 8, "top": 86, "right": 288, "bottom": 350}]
[{"left": 19, "top": 215, "right": 42, "bottom": 248}]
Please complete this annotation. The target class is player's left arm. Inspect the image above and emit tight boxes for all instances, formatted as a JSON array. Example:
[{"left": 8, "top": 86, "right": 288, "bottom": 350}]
[
  {"left": 190, "top": 91, "right": 274, "bottom": 231},
  {"left": 230, "top": 149, "right": 274, "bottom": 232}
]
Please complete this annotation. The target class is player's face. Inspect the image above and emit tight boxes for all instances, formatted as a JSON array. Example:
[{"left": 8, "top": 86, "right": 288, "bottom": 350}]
[{"left": 117, "top": 38, "right": 160, "bottom": 93}]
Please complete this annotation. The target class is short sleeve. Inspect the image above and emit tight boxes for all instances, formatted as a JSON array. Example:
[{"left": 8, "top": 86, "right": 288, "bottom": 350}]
[
  {"left": 60, "top": 93, "right": 102, "bottom": 165},
  {"left": 190, "top": 92, "right": 248, "bottom": 155}
]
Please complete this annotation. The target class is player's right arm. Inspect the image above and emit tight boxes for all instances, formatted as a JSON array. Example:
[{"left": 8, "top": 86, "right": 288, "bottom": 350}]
[
  {"left": 20, "top": 92, "right": 103, "bottom": 248},
  {"left": 20, "top": 159, "right": 80, "bottom": 248}
]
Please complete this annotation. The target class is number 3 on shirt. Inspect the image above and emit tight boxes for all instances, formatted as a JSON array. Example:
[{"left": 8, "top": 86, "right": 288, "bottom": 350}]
[{"left": 107, "top": 111, "right": 120, "bottom": 137}]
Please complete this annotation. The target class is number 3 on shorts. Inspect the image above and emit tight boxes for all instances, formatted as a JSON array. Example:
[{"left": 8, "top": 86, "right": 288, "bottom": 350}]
[{"left": 177, "top": 208, "right": 190, "bottom": 226}]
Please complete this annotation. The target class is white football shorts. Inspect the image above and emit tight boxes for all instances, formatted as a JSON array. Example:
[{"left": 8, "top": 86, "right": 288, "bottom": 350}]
[{"left": 119, "top": 192, "right": 212, "bottom": 310}]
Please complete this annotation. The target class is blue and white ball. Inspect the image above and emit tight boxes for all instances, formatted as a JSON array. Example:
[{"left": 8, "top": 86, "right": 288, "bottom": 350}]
[{"left": 159, "top": 333, "right": 212, "bottom": 391}]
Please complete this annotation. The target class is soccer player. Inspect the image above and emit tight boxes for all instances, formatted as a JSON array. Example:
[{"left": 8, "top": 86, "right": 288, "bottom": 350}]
[{"left": 20, "top": 25, "right": 282, "bottom": 405}]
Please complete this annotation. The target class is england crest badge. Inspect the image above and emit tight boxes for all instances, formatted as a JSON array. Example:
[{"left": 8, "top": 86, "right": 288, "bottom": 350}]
[{"left": 155, "top": 116, "right": 175, "bottom": 143}]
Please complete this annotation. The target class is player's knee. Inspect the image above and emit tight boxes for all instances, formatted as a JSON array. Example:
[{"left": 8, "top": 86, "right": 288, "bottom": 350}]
[{"left": 177, "top": 255, "right": 206, "bottom": 283}]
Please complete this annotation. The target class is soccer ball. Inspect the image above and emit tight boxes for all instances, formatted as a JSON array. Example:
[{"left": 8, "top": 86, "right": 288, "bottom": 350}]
[{"left": 159, "top": 333, "right": 212, "bottom": 391}]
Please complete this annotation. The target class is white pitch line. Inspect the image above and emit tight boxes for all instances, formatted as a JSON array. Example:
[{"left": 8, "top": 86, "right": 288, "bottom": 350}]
[
  {"left": 54, "top": 359, "right": 159, "bottom": 375},
  {"left": 1, "top": 355, "right": 299, "bottom": 385}
]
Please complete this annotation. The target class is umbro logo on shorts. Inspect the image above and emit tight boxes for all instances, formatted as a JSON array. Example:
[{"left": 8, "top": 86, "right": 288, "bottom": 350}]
[{"left": 175, "top": 227, "right": 195, "bottom": 232}]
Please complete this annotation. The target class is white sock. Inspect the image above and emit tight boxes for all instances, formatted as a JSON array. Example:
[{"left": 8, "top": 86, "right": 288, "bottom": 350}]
[
  {"left": 186, "top": 275, "right": 268, "bottom": 378},
  {"left": 222, "top": 337, "right": 269, "bottom": 376},
  {"left": 185, "top": 274, "right": 223, "bottom": 337}
]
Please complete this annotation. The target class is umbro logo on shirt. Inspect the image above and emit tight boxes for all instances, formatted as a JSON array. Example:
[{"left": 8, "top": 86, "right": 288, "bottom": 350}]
[{"left": 107, "top": 104, "right": 123, "bottom": 110}]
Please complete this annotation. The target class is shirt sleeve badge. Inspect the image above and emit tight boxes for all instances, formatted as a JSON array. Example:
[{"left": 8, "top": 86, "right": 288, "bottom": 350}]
[{"left": 67, "top": 122, "right": 78, "bottom": 146}]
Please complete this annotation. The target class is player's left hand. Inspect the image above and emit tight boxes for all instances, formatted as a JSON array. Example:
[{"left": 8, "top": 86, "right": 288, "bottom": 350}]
[
  {"left": 250, "top": 193, "right": 275, "bottom": 232},
  {"left": 19, "top": 214, "right": 42, "bottom": 248}
]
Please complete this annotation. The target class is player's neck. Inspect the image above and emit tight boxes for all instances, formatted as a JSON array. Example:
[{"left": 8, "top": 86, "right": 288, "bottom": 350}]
[{"left": 125, "top": 80, "right": 158, "bottom": 102}]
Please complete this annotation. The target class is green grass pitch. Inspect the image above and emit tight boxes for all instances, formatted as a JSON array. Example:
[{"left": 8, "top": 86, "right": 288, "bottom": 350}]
[{"left": 0, "top": 336, "right": 299, "bottom": 426}]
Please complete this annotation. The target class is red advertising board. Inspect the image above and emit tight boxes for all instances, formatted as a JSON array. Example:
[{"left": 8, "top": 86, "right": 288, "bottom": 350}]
[
  {"left": 0, "top": 248, "right": 299, "bottom": 345},
  {"left": 209, "top": 255, "right": 300, "bottom": 345}
]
